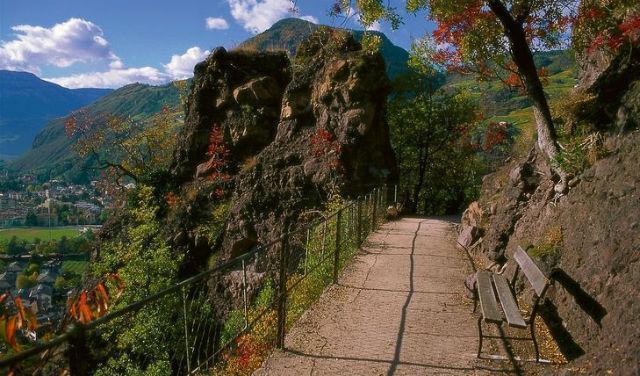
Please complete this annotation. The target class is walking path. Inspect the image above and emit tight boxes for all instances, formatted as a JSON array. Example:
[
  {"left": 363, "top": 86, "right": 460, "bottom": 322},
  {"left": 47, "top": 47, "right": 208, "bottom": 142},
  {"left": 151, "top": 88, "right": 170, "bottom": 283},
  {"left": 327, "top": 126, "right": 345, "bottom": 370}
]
[{"left": 255, "top": 217, "right": 494, "bottom": 375}]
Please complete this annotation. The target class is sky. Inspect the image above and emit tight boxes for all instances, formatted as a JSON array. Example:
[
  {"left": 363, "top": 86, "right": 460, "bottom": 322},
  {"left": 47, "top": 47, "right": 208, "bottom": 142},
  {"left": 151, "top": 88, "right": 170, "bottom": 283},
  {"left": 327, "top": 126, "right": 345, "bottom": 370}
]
[{"left": 0, "top": 0, "right": 434, "bottom": 89}]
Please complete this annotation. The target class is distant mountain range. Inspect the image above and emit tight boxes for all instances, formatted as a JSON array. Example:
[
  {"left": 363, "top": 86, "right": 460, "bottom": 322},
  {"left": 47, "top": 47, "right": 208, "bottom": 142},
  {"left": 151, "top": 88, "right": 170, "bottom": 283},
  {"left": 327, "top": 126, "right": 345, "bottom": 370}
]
[
  {"left": 0, "top": 70, "right": 112, "bottom": 159},
  {"left": 11, "top": 82, "right": 180, "bottom": 182}
]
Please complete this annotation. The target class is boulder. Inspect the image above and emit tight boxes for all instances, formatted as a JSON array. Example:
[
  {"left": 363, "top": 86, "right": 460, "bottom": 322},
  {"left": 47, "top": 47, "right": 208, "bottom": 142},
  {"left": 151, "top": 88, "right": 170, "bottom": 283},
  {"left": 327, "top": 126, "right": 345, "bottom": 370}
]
[{"left": 457, "top": 225, "right": 482, "bottom": 250}]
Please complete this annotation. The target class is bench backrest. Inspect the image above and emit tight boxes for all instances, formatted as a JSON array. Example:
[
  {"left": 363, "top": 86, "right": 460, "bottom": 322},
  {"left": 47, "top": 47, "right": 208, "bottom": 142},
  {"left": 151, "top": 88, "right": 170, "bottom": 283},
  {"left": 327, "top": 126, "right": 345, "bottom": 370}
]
[{"left": 513, "top": 246, "right": 548, "bottom": 296}]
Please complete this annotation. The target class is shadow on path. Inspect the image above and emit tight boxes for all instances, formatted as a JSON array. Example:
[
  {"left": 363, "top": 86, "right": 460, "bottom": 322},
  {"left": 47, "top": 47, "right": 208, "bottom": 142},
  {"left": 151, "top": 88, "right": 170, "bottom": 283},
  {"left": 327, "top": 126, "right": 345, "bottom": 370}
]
[
  {"left": 387, "top": 220, "right": 423, "bottom": 376},
  {"left": 287, "top": 350, "right": 515, "bottom": 373}
]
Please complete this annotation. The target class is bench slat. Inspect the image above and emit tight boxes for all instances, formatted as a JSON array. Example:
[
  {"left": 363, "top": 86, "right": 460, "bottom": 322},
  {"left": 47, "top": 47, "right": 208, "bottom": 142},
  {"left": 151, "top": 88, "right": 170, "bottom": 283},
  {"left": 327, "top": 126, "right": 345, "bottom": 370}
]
[
  {"left": 514, "top": 246, "right": 548, "bottom": 296},
  {"left": 477, "top": 270, "right": 502, "bottom": 324},
  {"left": 493, "top": 273, "right": 527, "bottom": 328}
]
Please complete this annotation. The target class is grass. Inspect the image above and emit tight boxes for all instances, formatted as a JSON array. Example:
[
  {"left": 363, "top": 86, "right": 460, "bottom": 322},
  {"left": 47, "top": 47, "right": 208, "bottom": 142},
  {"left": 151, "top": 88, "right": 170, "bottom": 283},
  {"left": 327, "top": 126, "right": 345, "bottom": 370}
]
[
  {"left": 0, "top": 227, "right": 80, "bottom": 242},
  {"left": 62, "top": 260, "right": 89, "bottom": 276}
]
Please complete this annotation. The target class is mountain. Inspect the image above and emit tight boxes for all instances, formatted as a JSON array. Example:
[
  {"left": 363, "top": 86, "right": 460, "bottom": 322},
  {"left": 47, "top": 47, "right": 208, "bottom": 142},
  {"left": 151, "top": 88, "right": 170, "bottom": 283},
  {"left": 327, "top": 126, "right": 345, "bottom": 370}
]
[
  {"left": 0, "top": 70, "right": 112, "bottom": 159},
  {"left": 238, "top": 18, "right": 410, "bottom": 79},
  {"left": 11, "top": 82, "right": 180, "bottom": 182}
]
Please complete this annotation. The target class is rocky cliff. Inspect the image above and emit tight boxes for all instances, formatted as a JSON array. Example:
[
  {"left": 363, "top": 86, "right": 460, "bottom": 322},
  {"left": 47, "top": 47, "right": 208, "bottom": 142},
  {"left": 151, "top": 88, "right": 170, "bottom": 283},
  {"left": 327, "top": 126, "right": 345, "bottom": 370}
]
[
  {"left": 458, "top": 44, "right": 639, "bottom": 374},
  {"left": 166, "top": 28, "right": 396, "bottom": 277}
]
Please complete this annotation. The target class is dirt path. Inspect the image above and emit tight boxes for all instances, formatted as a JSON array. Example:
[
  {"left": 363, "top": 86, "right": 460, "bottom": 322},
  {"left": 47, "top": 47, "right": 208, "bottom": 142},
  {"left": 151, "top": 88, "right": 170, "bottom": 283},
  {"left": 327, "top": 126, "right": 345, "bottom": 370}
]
[{"left": 254, "top": 217, "right": 496, "bottom": 375}]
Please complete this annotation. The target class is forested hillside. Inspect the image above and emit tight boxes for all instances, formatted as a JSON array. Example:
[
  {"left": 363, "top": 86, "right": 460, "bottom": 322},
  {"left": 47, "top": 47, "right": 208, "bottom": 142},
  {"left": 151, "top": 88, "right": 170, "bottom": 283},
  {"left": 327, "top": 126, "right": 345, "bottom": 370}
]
[
  {"left": 10, "top": 82, "right": 181, "bottom": 182},
  {"left": 0, "top": 70, "right": 112, "bottom": 159}
]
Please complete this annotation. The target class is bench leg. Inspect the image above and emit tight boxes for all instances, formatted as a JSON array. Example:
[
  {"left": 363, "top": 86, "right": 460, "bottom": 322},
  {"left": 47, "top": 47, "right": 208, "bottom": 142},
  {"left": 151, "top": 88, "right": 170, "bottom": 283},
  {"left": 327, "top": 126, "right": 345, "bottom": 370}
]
[
  {"left": 530, "top": 316, "right": 540, "bottom": 362},
  {"left": 477, "top": 316, "right": 483, "bottom": 358},
  {"left": 473, "top": 297, "right": 478, "bottom": 313}
]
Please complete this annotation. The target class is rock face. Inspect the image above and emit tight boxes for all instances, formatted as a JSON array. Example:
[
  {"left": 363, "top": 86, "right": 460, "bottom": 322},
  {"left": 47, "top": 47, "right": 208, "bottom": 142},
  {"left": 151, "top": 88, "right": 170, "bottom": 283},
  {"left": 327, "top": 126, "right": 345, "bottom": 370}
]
[
  {"left": 168, "top": 29, "right": 396, "bottom": 274},
  {"left": 462, "top": 47, "right": 640, "bottom": 374},
  {"left": 171, "top": 48, "right": 291, "bottom": 183},
  {"left": 223, "top": 29, "right": 396, "bottom": 257}
]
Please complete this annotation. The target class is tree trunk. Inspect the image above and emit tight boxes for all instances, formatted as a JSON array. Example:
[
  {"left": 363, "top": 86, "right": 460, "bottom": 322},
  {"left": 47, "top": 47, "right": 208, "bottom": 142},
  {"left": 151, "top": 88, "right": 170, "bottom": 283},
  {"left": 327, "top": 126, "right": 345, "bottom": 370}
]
[
  {"left": 412, "top": 151, "right": 428, "bottom": 214},
  {"left": 488, "top": 0, "right": 568, "bottom": 193}
]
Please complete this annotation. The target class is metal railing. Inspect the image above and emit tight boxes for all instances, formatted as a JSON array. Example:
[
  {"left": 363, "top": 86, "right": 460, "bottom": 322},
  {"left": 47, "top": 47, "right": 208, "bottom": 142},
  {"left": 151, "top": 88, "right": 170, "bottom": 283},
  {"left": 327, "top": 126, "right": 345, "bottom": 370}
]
[{"left": 0, "top": 186, "right": 391, "bottom": 375}]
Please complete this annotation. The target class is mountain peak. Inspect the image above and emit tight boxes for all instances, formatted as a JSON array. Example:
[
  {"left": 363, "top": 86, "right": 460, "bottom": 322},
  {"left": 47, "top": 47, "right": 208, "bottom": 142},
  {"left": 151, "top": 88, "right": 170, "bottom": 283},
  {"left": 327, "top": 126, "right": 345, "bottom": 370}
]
[{"left": 238, "top": 19, "right": 409, "bottom": 79}]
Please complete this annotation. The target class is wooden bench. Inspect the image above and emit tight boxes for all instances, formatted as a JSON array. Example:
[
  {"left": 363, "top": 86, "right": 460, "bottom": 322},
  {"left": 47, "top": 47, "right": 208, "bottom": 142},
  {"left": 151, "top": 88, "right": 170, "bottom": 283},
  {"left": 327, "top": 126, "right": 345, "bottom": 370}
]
[{"left": 476, "top": 246, "right": 552, "bottom": 362}]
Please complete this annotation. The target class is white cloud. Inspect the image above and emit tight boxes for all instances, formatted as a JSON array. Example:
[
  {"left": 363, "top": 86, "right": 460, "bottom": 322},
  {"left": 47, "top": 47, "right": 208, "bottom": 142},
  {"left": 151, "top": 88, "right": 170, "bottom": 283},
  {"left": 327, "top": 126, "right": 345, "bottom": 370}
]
[
  {"left": 45, "top": 66, "right": 169, "bottom": 89},
  {"left": 226, "top": 0, "right": 317, "bottom": 33},
  {"left": 45, "top": 46, "right": 210, "bottom": 88},
  {"left": 206, "top": 17, "right": 229, "bottom": 30},
  {"left": 299, "top": 15, "right": 319, "bottom": 24},
  {"left": 0, "top": 18, "right": 120, "bottom": 73},
  {"left": 164, "top": 46, "right": 210, "bottom": 79},
  {"left": 365, "top": 21, "right": 382, "bottom": 32}
]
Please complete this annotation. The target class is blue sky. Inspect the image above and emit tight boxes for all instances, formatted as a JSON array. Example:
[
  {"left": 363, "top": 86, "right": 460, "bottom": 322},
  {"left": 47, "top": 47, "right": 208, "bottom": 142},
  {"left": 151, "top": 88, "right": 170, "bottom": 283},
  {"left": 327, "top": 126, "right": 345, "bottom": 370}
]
[{"left": 0, "top": 1, "right": 433, "bottom": 88}]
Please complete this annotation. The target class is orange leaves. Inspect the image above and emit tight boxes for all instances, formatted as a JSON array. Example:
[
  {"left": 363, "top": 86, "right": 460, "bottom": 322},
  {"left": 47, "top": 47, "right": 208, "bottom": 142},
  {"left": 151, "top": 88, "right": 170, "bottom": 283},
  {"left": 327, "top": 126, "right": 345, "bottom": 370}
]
[
  {"left": 165, "top": 191, "right": 179, "bottom": 208},
  {"left": 5, "top": 316, "right": 19, "bottom": 351},
  {"left": 0, "top": 293, "right": 39, "bottom": 352},
  {"left": 67, "top": 274, "right": 124, "bottom": 324},
  {"left": 76, "top": 292, "right": 94, "bottom": 324}
]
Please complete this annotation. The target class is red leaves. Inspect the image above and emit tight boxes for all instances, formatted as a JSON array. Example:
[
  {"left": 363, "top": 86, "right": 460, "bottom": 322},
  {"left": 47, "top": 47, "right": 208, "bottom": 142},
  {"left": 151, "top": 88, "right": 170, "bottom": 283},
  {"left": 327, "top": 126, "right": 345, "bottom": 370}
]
[
  {"left": 483, "top": 122, "right": 509, "bottom": 151},
  {"left": 309, "top": 128, "right": 343, "bottom": 171},
  {"left": 67, "top": 273, "right": 124, "bottom": 324},
  {"left": 619, "top": 14, "right": 640, "bottom": 45},
  {"left": 205, "top": 125, "right": 231, "bottom": 186},
  {"left": 583, "top": 7, "right": 640, "bottom": 54}
]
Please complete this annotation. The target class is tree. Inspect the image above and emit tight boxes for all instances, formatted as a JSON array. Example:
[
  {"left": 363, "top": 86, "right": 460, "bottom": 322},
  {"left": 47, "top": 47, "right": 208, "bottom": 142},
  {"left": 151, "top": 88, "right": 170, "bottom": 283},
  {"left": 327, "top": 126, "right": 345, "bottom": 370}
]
[
  {"left": 344, "top": 0, "right": 578, "bottom": 192},
  {"left": 388, "top": 88, "right": 484, "bottom": 214},
  {"left": 64, "top": 106, "right": 179, "bottom": 195},
  {"left": 54, "top": 276, "right": 66, "bottom": 290},
  {"left": 24, "top": 211, "right": 38, "bottom": 226}
]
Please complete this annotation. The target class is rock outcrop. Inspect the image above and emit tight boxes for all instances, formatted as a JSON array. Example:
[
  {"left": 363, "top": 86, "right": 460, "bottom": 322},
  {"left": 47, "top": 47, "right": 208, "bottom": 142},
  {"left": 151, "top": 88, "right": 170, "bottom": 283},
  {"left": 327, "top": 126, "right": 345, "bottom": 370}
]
[
  {"left": 461, "top": 45, "right": 640, "bottom": 374},
  {"left": 167, "top": 29, "right": 396, "bottom": 277}
]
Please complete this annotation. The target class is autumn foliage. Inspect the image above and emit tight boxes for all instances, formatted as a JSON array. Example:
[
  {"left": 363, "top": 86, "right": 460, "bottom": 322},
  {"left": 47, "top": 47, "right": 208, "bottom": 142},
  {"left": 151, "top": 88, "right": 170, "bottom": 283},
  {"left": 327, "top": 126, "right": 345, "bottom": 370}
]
[
  {"left": 310, "top": 128, "right": 342, "bottom": 170},
  {"left": 0, "top": 293, "right": 38, "bottom": 351},
  {"left": 67, "top": 273, "right": 124, "bottom": 324},
  {"left": 205, "top": 125, "right": 231, "bottom": 187}
]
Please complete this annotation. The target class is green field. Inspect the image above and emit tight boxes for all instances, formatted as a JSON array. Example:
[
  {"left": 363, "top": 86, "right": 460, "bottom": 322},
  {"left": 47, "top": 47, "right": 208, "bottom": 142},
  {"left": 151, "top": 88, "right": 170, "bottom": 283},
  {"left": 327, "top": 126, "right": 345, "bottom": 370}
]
[
  {"left": 0, "top": 227, "right": 81, "bottom": 242},
  {"left": 62, "top": 260, "right": 89, "bottom": 276}
]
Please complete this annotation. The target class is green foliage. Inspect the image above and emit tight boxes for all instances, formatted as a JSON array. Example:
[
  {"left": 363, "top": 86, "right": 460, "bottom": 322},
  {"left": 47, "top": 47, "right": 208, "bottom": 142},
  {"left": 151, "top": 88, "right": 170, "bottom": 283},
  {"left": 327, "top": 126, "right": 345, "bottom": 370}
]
[
  {"left": 221, "top": 309, "right": 247, "bottom": 347},
  {"left": 54, "top": 276, "right": 66, "bottom": 290},
  {"left": 91, "top": 185, "right": 183, "bottom": 375},
  {"left": 388, "top": 88, "right": 485, "bottom": 214}
]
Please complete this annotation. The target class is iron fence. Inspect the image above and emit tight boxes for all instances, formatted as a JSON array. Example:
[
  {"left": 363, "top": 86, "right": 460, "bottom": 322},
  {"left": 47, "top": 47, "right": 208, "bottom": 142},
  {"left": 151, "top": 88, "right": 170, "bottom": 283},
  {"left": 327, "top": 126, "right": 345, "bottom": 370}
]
[{"left": 0, "top": 186, "right": 391, "bottom": 375}]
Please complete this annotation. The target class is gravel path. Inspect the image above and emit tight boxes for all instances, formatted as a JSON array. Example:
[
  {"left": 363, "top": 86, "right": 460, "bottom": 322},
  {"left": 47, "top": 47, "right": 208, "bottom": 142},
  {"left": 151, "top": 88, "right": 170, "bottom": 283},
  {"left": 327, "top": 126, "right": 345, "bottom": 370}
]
[{"left": 254, "top": 217, "right": 495, "bottom": 375}]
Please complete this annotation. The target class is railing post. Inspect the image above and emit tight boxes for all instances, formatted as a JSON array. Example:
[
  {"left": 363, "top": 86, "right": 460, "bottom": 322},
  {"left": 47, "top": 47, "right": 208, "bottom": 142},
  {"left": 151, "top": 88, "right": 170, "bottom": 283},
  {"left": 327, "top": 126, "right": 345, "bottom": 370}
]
[
  {"left": 333, "top": 208, "right": 343, "bottom": 284},
  {"left": 304, "top": 228, "right": 310, "bottom": 275},
  {"left": 276, "top": 234, "right": 289, "bottom": 349},
  {"left": 182, "top": 285, "right": 191, "bottom": 374},
  {"left": 67, "top": 323, "right": 90, "bottom": 376},
  {"left": 372, "top": 189, "right": 377, "bottom": 229},
  {"left": 241, "top": 259, "right": 248, "bottom": 329},
  {"left": 356, "top": 198, "right": 362, "bottom": 246}
]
